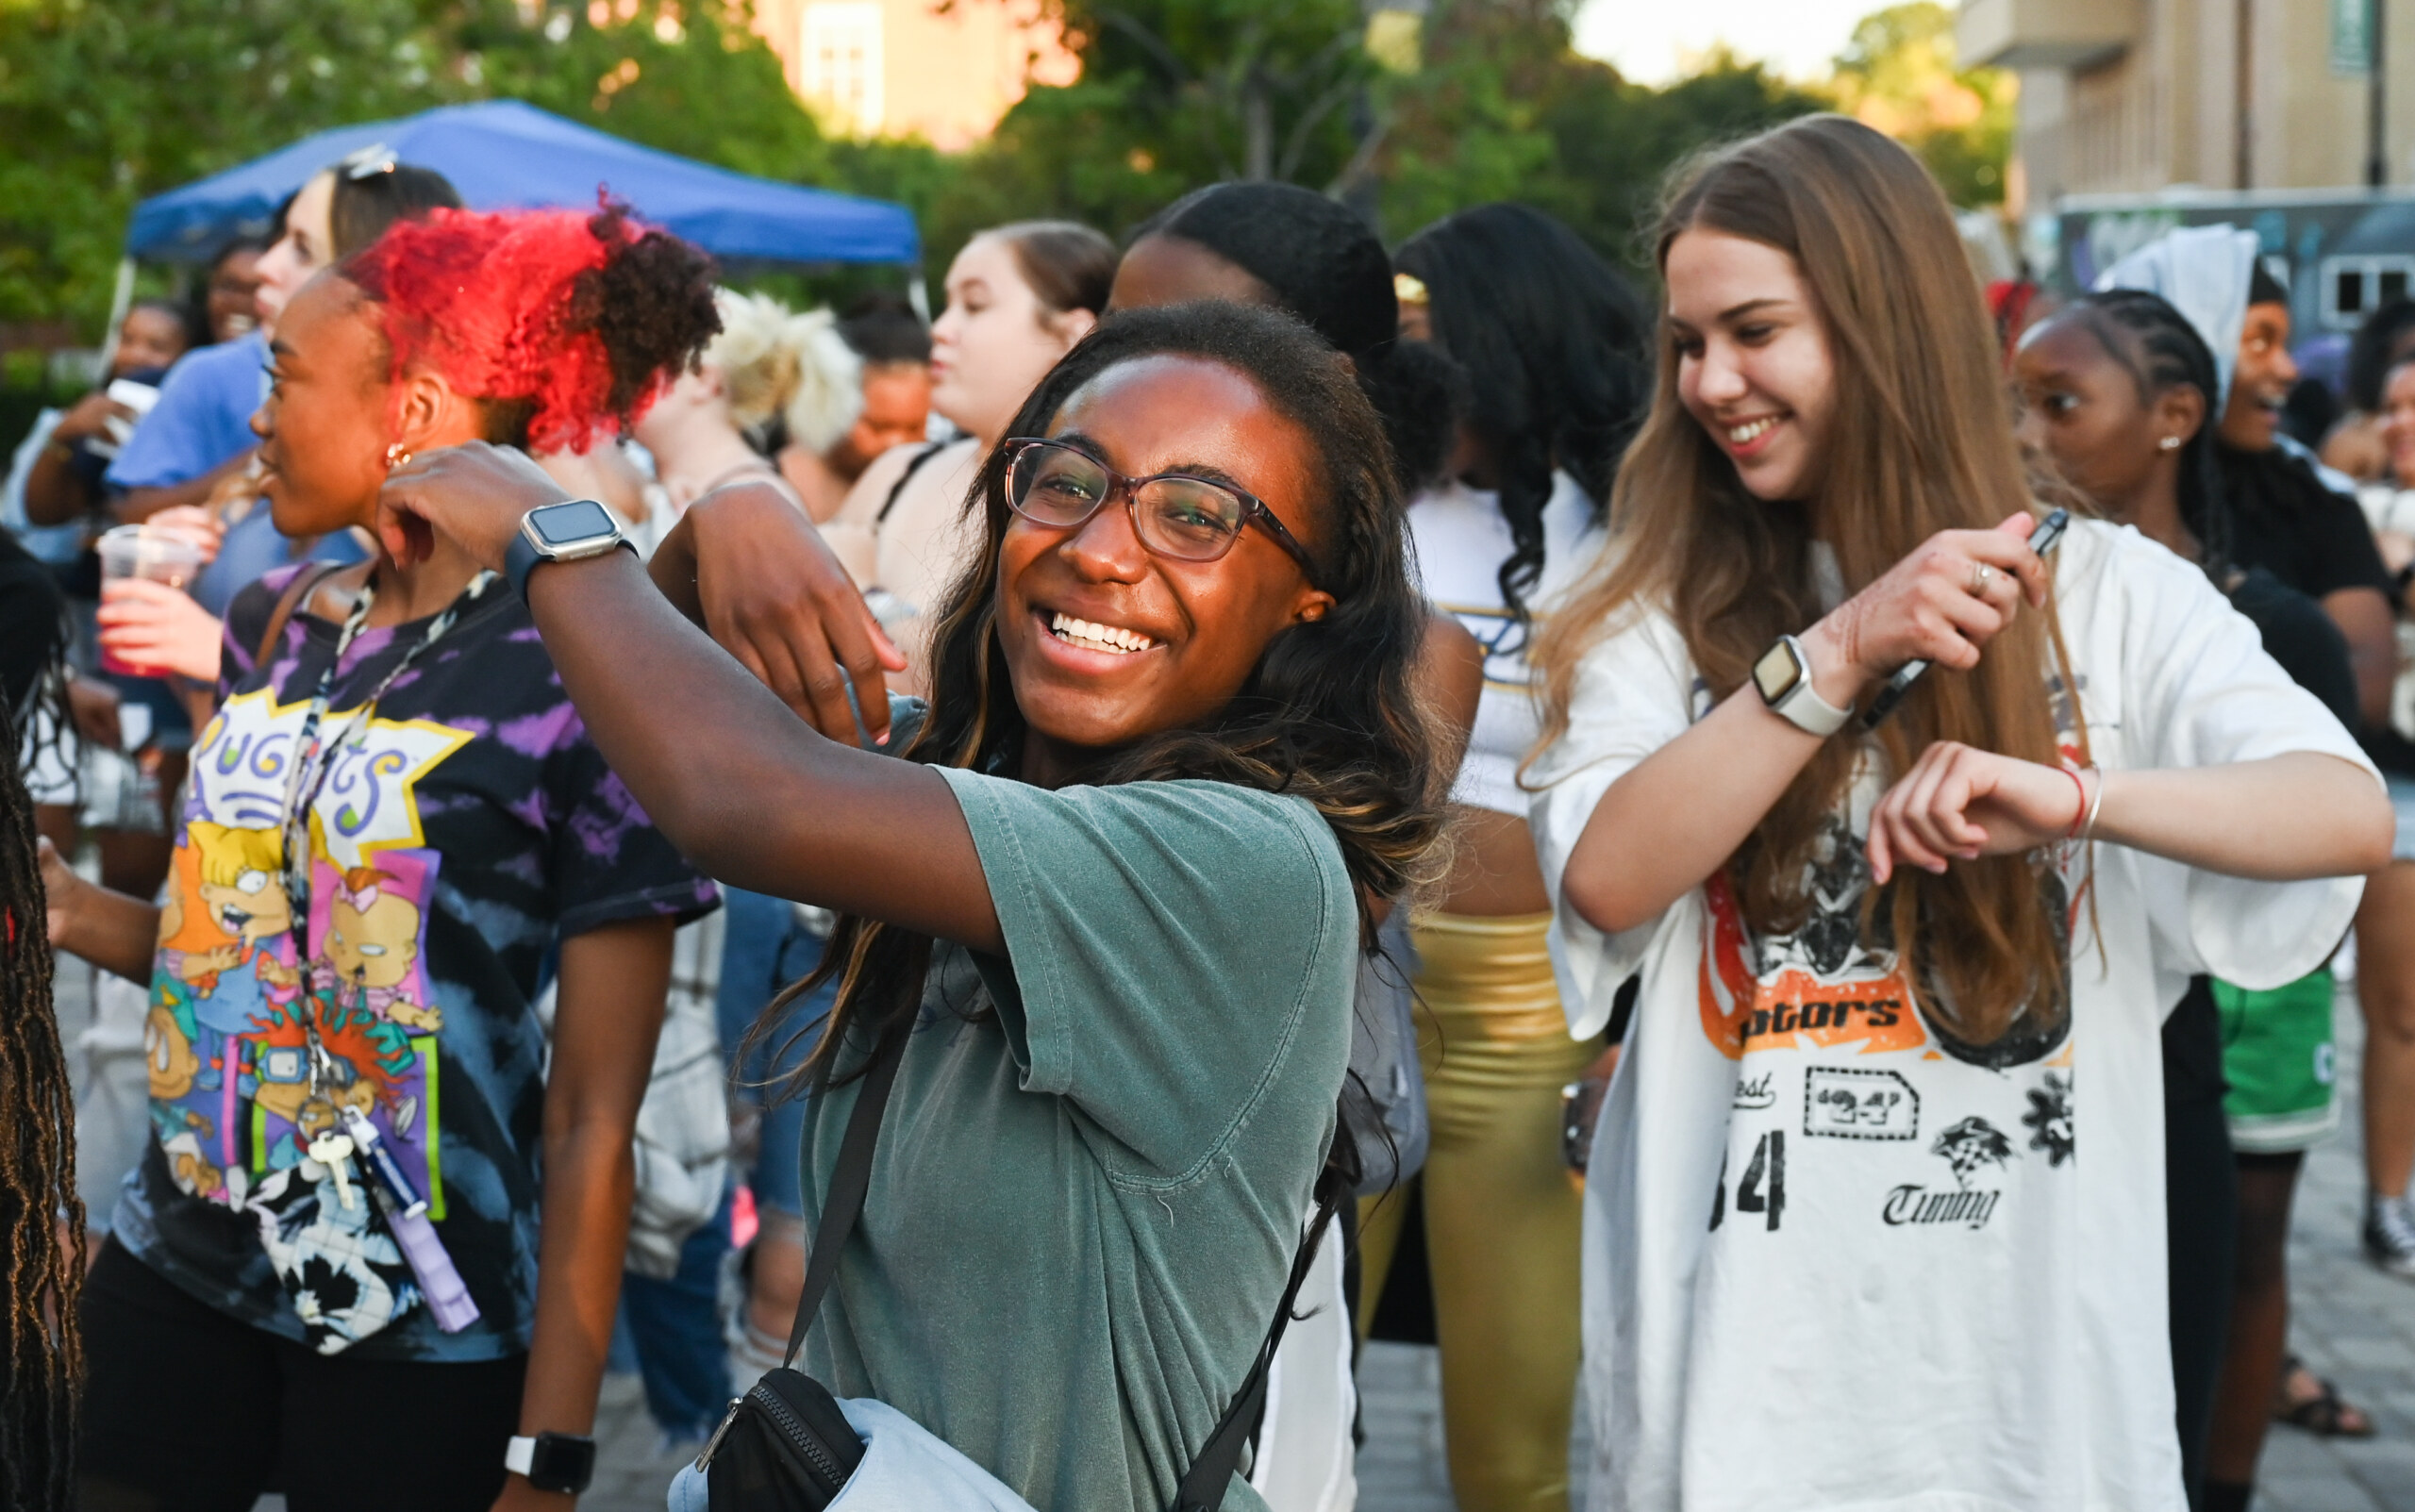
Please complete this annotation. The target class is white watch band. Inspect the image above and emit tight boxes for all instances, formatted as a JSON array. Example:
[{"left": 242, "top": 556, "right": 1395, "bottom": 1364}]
[
  {"left": 1770, "top": 640, "right": 1855, "bottom": 738},
  {"left": 504, "top": 1436, "right": 536, "bottom": 1476}
]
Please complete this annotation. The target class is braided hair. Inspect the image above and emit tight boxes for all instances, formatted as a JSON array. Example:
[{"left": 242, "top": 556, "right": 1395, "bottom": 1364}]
[
  {"left": 0, "top": 700, "right": 83, "bottom": 1510},
  {"left": 1393, "top": 204, "right": 1653, "bottom": 623},
  {"left": 2061, "top": 288, "right": 2234, "bottom": 580}
]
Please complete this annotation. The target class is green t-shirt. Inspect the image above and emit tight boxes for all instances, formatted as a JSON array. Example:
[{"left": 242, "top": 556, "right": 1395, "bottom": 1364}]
[{"left": 798, "top": 769, "right": 1357, "bottom": 1512}]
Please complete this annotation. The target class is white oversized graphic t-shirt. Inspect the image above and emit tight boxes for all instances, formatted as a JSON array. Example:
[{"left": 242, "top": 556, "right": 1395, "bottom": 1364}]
[{"left": 1528, "top": 522, "right": 2374, "bottom": 1512}]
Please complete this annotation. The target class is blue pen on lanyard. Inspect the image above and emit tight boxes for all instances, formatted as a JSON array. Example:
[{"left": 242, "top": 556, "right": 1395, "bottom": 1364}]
[
  {"left": 1859, "top": 508, "right": 2070, "bottom": 730},
  {"left": 339, "top": 1104, "right": 427, "bottom": 1218},
  {"left": 341, "top": 1105, "right": 481, "bottom": 1332}
]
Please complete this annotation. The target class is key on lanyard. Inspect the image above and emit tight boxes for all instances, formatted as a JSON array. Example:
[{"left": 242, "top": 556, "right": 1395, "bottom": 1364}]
[{"left": 308, "top": 1132, "right": 358, "bottom": 1209}]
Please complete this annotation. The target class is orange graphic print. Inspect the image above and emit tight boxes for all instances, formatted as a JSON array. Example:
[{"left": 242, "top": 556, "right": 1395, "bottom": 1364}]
[{"left": 1698, "top": 870, "right": 1929, "bottom": 1060}]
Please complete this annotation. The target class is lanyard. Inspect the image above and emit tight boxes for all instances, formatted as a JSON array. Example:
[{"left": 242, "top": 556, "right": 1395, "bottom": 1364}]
[{"left": 275, "top": 569, "right": 497, "bottom": 928}]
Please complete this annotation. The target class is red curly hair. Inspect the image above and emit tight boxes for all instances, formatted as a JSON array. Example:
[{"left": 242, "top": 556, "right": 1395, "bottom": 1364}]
[{"left": 342, "top": 200, "right": 720, "bottom": 455}]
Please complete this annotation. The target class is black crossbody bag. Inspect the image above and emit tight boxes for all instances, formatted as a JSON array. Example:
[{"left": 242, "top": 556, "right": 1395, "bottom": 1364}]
[{"left": 695, "top": 1008, "right": 1337, "bottom": 1511}]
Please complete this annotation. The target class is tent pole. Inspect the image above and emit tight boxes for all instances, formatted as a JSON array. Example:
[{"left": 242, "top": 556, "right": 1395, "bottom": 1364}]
[
  {"left": 97, "top": 257, "right": 136, "bottom": 377},
  {"left": 906, "top": 263, "right": 929, "bottom": 323}
]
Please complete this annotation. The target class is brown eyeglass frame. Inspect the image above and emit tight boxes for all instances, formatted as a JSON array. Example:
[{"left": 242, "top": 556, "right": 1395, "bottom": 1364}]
[{"left": 1002, "top": 437, "right": 1324, "bottom": 588}]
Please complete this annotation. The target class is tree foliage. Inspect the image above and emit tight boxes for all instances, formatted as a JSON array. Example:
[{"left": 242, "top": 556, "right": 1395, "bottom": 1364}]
[
  {"left": 916, "top": 0, "right": 1826, "bottom": 281},
  {"left": 0, "top": 0, "right": 2011, "bottom": 341},
  {"left": 1378, "top": 3, "right": 1828, "bottom": 268},
  {"left": 1828, "top": 2, "right": 2014, "bottom": 207},
  {"left": 0, "top": 0, "right": 833, "bottom": 332}
]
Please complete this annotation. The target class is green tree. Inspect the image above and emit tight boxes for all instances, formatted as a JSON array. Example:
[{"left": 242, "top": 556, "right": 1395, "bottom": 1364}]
[
  {"left": 1827, "top": 1, "right": 2014, "bottom": 206},
  {"left": 475, "top": 1, "right": 830, "bottom": 183},
  {"left": 1377, "top": 3, "right": 1824, "bottom": 265},
  {"left": 0, "top": 0, "right": 845, "bottom": 337}
]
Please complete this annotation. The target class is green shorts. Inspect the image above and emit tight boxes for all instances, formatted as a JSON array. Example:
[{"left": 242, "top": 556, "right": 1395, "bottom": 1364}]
[{"left": 2214, "top": 969, "right": 2340, "bottom": 1155}]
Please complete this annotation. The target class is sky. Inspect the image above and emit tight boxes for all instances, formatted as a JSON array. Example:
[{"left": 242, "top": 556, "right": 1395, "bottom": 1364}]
[{"left": 1571, "top": 0, "right": 1879, "bottom": 86}]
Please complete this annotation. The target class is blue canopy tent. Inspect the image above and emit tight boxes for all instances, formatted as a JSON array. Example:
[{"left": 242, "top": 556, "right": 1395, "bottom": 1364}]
[{"left": 126, "top": 99, "right": 919, "bottom": 268}]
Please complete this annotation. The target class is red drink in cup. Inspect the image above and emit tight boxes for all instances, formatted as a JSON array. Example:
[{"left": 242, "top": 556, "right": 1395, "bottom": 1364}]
[{"left": 95, "top": 524, "right": 206, "bottom": 676}]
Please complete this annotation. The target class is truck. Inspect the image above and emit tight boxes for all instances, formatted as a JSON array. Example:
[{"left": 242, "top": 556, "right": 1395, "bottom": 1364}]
[{"left": 2050, "top": 188, "right": 2415, "bottom": 341}]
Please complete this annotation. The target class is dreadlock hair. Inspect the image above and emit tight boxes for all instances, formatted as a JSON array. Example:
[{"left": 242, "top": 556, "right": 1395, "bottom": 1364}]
[
  {"left": 0, "top": 701, "right": 84, "bottom": 1510},
  {"left": 2055, "top": 289, "right": 2234, "bottom": 579},
  {"left": 1393, "top": 204, "right": 1654, "bottom": 623},
  {"left": 1135, "top": 182, "right": 1465, "bottom": 493},
  {"left": 755, "top": 301, "right": 1447, "bottom": 1221},
  {"left": 341, "top": 201, "right": 721, "bottom": 455}
]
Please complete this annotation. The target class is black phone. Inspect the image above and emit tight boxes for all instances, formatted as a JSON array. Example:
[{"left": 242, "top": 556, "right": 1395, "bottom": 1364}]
[{"left": 1859, "top": 508, "right": 2071, "bottom": 730}]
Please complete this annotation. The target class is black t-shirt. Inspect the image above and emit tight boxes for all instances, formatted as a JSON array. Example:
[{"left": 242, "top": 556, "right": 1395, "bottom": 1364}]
[
  {"left": 2219, "top": 442, "right": 2395, "bottom": 604},
  {"left": 2223, "top": 566, "right": 2359, "bottom": 727}
]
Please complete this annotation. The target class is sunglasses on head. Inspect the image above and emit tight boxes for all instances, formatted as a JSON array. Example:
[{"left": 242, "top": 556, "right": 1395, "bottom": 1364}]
[
  {"left": 340, "top": 144, "right": 399, "bottom": 181},
  {"left": 1003, "top": 438, "right": 1323, "bottom": 587}
]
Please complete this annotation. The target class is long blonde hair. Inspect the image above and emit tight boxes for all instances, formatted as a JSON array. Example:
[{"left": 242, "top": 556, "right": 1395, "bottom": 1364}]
[{"left": 1531, "top": 115, "right": 2081, "bottom": 1047}]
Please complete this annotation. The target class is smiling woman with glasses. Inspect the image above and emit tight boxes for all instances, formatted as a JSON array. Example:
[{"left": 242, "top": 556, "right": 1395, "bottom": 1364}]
[
  {"left": 1004, "top": 434, "right": 1324, "bottom": 583},
  {"left": 374, "top": 300, "right": 1446, "bottom": 1512}
]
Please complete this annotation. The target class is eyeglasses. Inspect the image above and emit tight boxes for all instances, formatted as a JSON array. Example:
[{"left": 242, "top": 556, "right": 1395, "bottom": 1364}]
[{"left": 1003, "top": 438, "right": 1322, "bottom": 585}]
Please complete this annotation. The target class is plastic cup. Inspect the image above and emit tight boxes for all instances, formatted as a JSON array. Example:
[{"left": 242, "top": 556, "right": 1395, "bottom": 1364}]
[{"left": 96, "top": 524, "right": 206, "bottom": 676}]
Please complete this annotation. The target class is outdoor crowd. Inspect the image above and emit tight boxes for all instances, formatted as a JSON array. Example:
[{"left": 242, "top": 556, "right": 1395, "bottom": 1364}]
[{"left": 4, "top": 108, "right": 2415, "bottom": 1512}]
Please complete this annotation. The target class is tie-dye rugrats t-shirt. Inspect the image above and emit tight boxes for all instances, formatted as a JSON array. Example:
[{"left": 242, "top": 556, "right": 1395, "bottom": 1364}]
[{"left": 109, "top": 562, "right": 718, "bottom": 1360}]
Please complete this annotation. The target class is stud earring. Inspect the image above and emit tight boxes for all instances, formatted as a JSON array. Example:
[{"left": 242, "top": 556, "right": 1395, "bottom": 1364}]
[
  {"left": 2157, "top": 436, "right": 2180, "bottom": 451},
  {"left": 384, "top": 442, "right": 411, "bottom": 470}
]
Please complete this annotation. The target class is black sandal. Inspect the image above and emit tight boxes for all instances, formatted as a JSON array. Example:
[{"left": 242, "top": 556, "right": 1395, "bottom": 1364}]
[{"left": 2273, "top": 1354, "right": 2376, "bottom": 1438}]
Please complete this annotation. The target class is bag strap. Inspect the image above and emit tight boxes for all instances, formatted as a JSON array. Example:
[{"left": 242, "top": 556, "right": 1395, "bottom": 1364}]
[
  {"left": 781, "top": 1007, "right": 915, "bottom": 1369},
  {"left": 1171, "top": 1188, "right": 1340, "bottom": 1512},
  {"left": 253, "top": 561, "right": 350, "bottom": 667},
  {"left": 874, "top": 441, "right": 945, "bottom": 525},
  {"left": 773, "top": 995, "right": 1339, "bottom": 1512}
]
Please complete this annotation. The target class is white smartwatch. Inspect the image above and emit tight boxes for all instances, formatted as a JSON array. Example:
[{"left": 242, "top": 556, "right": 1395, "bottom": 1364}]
[
  {"left": 1752, "top": 633, "right": 1854, "bottom": 738},
  {"left": 504, "top": 1431, "right": 595, "bottom": 1494}
]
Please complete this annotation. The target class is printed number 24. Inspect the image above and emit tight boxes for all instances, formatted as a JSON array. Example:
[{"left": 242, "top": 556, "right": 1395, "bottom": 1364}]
[{"left": 1708, "top": 1131, "right": 1786, "bottom": 1233}]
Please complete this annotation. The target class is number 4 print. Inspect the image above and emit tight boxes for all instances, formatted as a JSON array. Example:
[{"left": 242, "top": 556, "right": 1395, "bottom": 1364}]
[{"left": 1708, "top": 1131, "right": 1787, "bottom": 1233}]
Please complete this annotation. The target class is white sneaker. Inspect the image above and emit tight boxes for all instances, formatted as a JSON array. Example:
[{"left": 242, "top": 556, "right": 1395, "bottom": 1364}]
[{"left": 2363, "top": 1193, "right": 2415, "bottom": 1278}]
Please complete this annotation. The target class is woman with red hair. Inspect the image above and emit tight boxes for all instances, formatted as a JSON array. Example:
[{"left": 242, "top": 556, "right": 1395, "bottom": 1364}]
[{"left": 39, "top": 205, "right": 774, "bottom": 1512}]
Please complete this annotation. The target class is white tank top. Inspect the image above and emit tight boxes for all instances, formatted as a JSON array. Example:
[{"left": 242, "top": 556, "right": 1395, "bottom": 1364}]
[{"left": 1408, "top": 470, "right": 1610, "bottom": 816}]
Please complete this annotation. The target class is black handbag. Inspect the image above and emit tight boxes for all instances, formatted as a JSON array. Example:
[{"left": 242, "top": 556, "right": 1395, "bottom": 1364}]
[{"left": 696, "top": 1009, "right": 1336, "bottom": 1511}]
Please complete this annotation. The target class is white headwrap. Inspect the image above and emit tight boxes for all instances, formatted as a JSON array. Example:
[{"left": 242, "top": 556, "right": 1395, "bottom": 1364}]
[{"left": 2092, "top": 225, "right": 2260, "bottom": 403}]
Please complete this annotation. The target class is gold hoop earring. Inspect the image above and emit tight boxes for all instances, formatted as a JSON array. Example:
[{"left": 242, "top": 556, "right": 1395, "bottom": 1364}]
[{"left": 384, "top": 442, "right": 411, "bottom": 471}]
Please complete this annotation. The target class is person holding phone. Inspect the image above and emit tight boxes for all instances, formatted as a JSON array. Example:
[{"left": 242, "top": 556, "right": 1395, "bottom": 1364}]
[{"left": 1526, "top": 116, "right": 2390, "bottom": 1511}]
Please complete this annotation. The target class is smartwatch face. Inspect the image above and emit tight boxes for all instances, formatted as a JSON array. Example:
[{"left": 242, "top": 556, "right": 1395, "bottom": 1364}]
[
  {"left": 529, "top": 1434, "right": 596, "bottom": 1493},
  {"left": 527, "top": 499, "right": 618, "bottom": 549},
  {"left": 1753, "top": 638, "right": 1804, "bottom": 706}
]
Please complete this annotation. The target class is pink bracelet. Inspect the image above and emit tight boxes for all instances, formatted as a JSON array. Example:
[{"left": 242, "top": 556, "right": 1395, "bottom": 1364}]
[{"left": 2061, "top": 763, "right": 2090, "bottom": 839}]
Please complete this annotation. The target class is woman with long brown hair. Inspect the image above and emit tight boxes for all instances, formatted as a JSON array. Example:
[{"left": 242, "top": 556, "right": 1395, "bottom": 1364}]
[{"left": 1525, "top": 115, "right": 2390, "bottom": 1510}]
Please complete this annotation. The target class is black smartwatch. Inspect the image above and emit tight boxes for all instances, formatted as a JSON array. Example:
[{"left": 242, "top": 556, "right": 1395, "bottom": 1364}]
[
  {"left": 505, "top": 1432, "right": 597, "bottom": 1495},
  {"left": 504, "top": 498, "right": 630, "bottom": 598}
]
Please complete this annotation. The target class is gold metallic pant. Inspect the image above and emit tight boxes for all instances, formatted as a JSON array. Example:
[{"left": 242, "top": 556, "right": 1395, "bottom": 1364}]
[{"left": 1357, "top": 911, "right": 1597, "bottom": 1512}]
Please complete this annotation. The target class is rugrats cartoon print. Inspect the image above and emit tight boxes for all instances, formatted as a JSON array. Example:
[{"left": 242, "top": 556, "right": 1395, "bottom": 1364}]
[{"left": 146, "top": 687, "right": 471, "bottom": 1347}]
